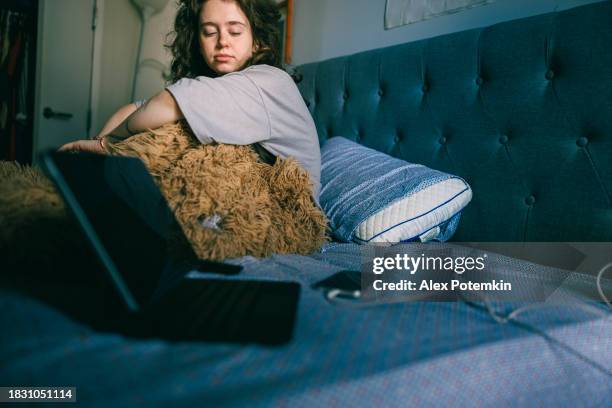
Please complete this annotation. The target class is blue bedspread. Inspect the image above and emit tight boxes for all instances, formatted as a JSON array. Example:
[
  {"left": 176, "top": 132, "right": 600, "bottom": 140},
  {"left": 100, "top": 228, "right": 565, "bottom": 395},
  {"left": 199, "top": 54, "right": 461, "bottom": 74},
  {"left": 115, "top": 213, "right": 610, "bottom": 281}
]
[{"left": 1, "top": 243, "right": 610, "bottom": 407}]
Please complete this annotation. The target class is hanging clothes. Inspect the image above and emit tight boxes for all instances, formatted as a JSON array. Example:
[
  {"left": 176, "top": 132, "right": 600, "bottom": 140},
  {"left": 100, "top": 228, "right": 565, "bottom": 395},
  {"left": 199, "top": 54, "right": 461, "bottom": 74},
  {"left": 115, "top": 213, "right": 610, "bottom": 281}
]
[{"left": 0, "top": 7, "right": 35, "bottom": 164}]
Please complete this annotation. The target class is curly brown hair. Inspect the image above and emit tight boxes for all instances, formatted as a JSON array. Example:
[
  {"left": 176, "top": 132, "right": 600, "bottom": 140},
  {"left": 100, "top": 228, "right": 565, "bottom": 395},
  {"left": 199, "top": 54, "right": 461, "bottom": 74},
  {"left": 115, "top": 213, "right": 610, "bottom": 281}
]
[{"left": 166, "top": 0, "right": 282, "bottom": 82}]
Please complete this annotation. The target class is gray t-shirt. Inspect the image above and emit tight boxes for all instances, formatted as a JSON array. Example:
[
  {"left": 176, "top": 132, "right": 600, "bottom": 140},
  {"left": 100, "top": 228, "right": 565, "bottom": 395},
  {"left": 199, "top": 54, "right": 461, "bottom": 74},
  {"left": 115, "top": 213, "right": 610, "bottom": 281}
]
[{"left": 164, "top": 64, "right": 321, "bottom": 199}]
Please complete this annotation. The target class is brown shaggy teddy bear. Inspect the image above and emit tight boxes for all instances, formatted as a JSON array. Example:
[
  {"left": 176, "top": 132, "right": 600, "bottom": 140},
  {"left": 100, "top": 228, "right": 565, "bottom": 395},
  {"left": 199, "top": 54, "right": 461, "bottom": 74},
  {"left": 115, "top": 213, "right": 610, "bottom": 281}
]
[
  {"left": 0, "top": 122, "right": 328, "bottom": 273},
  {"left": 0, "top": 160, "right": 89, "bottom": 279}
]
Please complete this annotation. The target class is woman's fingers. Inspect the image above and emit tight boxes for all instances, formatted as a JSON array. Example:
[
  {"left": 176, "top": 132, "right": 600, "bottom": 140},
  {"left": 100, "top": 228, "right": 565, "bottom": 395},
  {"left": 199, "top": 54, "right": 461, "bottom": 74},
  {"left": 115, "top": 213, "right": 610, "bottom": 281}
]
[
  {"left": 57, "top": 141, "right": 78, "bottom": 152},
  {"left": 58, "top": 140, "right": 105, "bottom": 154}
]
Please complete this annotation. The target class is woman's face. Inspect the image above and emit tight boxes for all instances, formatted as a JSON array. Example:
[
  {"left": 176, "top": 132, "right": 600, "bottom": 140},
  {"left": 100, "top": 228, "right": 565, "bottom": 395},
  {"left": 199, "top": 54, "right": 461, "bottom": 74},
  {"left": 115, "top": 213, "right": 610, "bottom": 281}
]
[{"left": 199, "top": 0, "right": 255, "bottom": 75}]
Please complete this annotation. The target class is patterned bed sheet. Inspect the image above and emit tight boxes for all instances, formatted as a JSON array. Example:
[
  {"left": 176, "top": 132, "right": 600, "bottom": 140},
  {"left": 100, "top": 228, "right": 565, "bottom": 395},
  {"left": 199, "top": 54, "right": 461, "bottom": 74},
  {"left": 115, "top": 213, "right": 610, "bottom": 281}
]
[{"left": 0, "top": 243, "right": 610, "bottom": 407}]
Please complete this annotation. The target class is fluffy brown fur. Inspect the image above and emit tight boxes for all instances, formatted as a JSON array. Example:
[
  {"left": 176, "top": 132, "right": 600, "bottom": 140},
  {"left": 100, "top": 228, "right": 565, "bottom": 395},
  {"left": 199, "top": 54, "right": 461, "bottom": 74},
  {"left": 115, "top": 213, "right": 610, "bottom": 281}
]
[
  {"left": 104, "top": 122, "right": 328, "bottom": 259},
  {"left": 0, "top": 123, "right": 328, "bottom": 270},
  {"left": 0, "top": 161, "right": 88, "bottom": 278}
]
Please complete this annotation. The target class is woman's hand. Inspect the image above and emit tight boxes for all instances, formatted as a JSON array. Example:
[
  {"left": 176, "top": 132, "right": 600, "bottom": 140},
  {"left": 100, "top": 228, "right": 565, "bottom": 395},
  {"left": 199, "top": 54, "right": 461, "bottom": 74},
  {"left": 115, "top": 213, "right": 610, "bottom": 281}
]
[{"left": 58, "top": 139, "right": 106, "bottom": 154}]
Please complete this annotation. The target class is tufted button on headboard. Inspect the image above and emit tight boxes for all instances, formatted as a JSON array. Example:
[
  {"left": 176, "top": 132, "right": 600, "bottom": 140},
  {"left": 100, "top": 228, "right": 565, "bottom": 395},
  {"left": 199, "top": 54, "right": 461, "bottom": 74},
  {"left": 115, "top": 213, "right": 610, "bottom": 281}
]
[{"left": 296, "top": 1, "right": 612, "bottom": 242}]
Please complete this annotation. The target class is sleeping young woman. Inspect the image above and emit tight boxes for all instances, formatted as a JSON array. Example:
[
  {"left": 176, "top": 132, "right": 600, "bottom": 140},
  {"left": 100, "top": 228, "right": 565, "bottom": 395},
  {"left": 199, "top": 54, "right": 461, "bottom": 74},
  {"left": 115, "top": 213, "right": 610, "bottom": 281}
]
[{"left": 59, "top": 0, "right": 321, "bottom": 199}]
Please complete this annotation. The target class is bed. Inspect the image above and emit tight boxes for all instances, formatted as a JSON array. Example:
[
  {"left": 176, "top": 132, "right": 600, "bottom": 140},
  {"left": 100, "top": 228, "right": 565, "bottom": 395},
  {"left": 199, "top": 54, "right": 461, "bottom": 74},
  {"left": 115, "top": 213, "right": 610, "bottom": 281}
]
[
  {"left": 1, "top": 1, "right": 611, "bottom": 406},
  {"left": 1, "top": 244, "right": 610, "bottom": 406}
]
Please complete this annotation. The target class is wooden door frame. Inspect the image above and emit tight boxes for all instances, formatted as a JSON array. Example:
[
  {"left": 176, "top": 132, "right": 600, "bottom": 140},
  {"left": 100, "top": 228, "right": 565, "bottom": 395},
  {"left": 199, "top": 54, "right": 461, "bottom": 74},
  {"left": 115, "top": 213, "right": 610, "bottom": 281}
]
[{"left": 277, "top": 0, "right": 293, "bottom": 64}]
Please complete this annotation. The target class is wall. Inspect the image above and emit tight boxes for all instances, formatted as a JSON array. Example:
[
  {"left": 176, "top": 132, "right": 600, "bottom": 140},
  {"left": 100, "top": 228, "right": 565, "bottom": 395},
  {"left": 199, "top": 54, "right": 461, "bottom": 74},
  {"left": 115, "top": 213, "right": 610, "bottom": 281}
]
[
  {"left": 94, "top": 0, "right": 177, "bottom": 135},
  {"left": 132, "top": 0, "right": 178, "bottom": 102},
  {"left": 291, "top": 0, "right": 605, "bottom": 65},
  {"left": 94, "top": 0, "right": 140, "bottom": 135}
]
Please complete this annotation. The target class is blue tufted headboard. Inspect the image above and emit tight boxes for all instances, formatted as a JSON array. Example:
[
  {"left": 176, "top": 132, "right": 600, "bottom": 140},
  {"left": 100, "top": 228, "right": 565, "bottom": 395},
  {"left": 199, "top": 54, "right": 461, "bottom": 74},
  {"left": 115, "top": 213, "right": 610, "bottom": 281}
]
[{"left": 296, "top": 0, "right": 612, "bottom": 242}]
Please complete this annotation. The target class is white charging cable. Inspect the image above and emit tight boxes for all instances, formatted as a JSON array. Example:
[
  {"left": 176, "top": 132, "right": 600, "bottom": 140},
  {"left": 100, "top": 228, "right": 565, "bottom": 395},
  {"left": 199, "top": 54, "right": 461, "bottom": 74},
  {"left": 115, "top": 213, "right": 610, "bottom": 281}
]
[
  {"left": 466, "top": 261, "right": 612, "bottom": 324},
  {"left": 596, "top": 261, "right": 612, "bottom": 309}
]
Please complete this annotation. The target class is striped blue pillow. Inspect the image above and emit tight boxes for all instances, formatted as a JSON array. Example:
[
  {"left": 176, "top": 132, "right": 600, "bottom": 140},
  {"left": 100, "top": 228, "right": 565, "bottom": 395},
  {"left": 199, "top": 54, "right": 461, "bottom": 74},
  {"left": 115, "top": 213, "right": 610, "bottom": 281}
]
[{"left": 320, "top": 137, "right": 472, "bottom": 243}]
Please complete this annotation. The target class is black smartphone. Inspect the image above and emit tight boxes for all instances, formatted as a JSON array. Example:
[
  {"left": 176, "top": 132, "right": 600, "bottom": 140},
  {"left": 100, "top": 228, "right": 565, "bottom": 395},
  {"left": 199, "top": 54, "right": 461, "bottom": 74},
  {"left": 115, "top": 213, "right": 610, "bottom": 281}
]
[{"left": 128, "top": 278, "right": 301, "bottom": 345}]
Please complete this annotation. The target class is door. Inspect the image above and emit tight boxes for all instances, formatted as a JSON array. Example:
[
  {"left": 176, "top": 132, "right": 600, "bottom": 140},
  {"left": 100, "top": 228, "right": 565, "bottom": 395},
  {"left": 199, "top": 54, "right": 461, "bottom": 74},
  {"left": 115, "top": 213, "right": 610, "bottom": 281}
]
[{"left": 32, "top": 0, "right": 95, "bottom": 162}]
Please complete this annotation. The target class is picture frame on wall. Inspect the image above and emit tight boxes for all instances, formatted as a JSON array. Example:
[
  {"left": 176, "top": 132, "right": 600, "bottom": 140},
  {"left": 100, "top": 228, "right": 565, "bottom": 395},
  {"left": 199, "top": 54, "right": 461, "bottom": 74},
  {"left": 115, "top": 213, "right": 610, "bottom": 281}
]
[{"left": 277, "top": 0, "right": 293, "bottom": 65}]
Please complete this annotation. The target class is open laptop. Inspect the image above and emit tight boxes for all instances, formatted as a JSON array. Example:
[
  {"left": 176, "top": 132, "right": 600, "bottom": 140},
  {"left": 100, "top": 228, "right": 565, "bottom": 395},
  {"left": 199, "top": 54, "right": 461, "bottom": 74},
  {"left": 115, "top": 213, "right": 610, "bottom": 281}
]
[{"left": 40, "top": 150, "right": 300, "bottom": 345}]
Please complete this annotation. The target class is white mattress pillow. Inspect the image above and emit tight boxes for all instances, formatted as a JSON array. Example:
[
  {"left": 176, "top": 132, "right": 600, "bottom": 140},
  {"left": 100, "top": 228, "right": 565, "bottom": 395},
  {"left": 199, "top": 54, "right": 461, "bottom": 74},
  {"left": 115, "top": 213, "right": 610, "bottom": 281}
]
[{"left": 320, "top": 137, "right": 472, "bottom": 243}]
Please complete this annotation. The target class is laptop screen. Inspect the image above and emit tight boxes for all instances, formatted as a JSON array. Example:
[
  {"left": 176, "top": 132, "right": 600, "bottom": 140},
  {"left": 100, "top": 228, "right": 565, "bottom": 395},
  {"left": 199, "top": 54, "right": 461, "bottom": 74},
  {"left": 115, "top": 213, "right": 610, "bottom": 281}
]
[{"left": 41, "top": 152, "right": 199, "bottom": 311}]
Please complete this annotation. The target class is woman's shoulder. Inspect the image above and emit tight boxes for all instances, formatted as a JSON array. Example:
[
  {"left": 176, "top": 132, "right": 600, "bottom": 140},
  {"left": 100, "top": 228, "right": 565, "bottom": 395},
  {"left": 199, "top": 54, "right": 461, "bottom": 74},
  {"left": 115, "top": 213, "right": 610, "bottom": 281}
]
[
  {"left": 238, "top": 64, "right": 295, "bottom": 88},
  {"left": 241, "top": 64, "right": 289, "bottom": 77}
]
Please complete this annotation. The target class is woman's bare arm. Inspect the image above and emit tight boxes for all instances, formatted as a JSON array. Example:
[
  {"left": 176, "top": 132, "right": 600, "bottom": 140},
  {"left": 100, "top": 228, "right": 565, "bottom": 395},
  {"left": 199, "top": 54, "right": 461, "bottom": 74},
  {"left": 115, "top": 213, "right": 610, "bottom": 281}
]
[
  {"left": 93, "top": 103, "right": 139, "bottom": 140},
  {"left": 106, "top": 90, "right": 183, "bottom": 141},
  {"left": 59, "top": 90, "right": 183, "bottom": 153}
]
